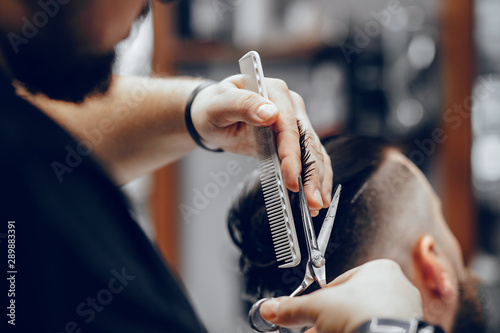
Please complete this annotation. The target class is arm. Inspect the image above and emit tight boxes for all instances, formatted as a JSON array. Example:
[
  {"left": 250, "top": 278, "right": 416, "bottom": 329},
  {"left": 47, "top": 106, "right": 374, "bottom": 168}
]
[
  {"left": 21, "top": 75, "right": 203, "bottom": 184},
  {"left": 21, "top": 75, "right": 333, "bottom": 212}
]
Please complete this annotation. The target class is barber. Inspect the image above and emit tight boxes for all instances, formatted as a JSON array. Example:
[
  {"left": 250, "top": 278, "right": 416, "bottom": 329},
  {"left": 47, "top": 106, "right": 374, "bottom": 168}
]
[{"left": 1, "top": 0, "right": 330, "bottom": 331}]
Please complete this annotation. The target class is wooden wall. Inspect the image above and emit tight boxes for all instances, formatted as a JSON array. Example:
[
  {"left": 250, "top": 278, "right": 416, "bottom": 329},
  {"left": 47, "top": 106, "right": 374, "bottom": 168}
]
[
  {"left": 151, "top": 2, "right": 180, "bottom": 273},
  {"left": 440, "top": 0, "right": 475, "bottom": 263}
]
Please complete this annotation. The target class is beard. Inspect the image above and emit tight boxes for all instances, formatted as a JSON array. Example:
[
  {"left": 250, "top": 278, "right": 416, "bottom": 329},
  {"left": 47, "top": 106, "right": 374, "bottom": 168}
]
[
  {"left": 0, "top": 8, "right": 115, "bottom": 103},
  {"left": 452, "top": 270, "right": 487, "bottom": 333}
]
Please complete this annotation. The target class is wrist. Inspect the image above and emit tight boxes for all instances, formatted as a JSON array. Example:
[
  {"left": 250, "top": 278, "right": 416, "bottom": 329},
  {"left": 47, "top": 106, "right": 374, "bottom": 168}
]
[{"left": 184, "top": 80, "right": 223, "bottom": 152}]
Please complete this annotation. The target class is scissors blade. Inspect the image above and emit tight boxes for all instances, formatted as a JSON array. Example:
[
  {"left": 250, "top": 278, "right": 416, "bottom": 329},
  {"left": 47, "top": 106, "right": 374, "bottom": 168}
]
[
  {"left": 317, "top": 184, "right": 342, "bottom": 256},
  {"left": 298, "top": 176, "right": 327, "bottom": 289},
  {"left": 297, "top": 176, "right": 321, "bottom": 256}
]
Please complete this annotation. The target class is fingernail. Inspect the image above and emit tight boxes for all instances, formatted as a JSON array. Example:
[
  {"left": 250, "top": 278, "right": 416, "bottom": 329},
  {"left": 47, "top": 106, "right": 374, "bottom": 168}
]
[
  {"left": 257, "top": 104, "right": 277, "bottom": 120},
  {"left": 314, "top": 190, "right": 323, "bottom": 206},
  {"left": 260, "top": 299, "right": 280, "bottom": 320}
]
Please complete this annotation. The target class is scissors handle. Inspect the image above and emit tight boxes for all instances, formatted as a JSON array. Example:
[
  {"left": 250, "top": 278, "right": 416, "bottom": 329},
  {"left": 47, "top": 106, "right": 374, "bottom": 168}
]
[
  {"left": 248, "top": 182, "right": 342, "bottom": 332},
  {"left": 248, "top": 298, "right": 279, "bottom": 332},
  {"left": 289, "top": 264, "right": 315, "bottom": 297}
]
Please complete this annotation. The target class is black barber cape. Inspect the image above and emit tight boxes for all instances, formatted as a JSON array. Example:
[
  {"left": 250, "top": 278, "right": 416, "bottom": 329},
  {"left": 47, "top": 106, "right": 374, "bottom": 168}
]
[{"left": 0, "top": 74, "right": 207, "bottom": 333}]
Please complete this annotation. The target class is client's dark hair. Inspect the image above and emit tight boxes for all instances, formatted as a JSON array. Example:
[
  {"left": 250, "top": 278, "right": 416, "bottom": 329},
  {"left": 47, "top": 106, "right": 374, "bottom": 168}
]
[{"left": 227, "top": 135, "right": 390, "bottom": 302}]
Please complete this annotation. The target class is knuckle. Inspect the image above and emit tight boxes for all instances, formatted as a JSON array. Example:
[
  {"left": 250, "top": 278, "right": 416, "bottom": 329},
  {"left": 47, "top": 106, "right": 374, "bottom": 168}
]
[
  {"left": 223, "top": 74, "right": 240, "bottom": 85},
  {"left": 281, "top": 146, "right": 301, "bottom": 166},
  {"left": 240, "top": 93, "right": 254, "bottom": 106},
  {"left": 291, "top": 91, "right": 306, "bottom": 108},
  {"left": 239, "top": 93, "right": 261, "bottom": 112},
  {"left": 316, "top": 148, "right": 325, "bottom": 163},
  {"left": 309, "top": 142, "right": 323, "bottom": 160},
  {"left": 324, "top": 152, "right": 332, "bottom": 166},
  {"left": 323, "top": 161, "right": 331, "bottom": 176},
  {"left": 277, "top": 302, "right": 292, "bottom": 321},
  {"left": 288, "top": 148, "right": 302, "bottom": 161},
  {"left": 269, "top": 78, "right": 289, "bottom": 92},
  {"left": 286, "top": 304, "right": 303, "bottom": 322}
]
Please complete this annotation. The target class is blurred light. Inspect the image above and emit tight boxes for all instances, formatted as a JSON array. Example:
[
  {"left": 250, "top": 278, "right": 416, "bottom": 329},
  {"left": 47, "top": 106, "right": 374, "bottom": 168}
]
[
  {"left": 472, "top": 135, "right": 500, "bottom": 183},
  {"left": 408, "top": 35, "right": 436, "bottom": 70},
  {"left": 190, "top": 0, "right": 220, "bottom": 40},
  {"left": 472, "top": 94, "right": 500, "bottom": 134},
  {"left": 475, "top": 0, "right": 500, "bottom": 71},
  {"left": 396, "top": 98, "right": 424, "bottom": 128},
  {"left": 384, "top": 8, "right": 406, "bottom": 32},
  {"left": 401, "top": 6, "right": 425, "bottom": 32},
  {"left": 308, "top": 63, "right": 346, "bottom": 131},
  {"left": 472, "top": 75, "right": 500, "bottom": 134},
  {"left": 284, "top": 1, "right": 320, "bottom": 39}
]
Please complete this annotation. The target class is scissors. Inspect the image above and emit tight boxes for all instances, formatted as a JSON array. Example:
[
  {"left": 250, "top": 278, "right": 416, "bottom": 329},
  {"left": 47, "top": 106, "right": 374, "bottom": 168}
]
[{"left": 249, "top": 178, "right": 342, "bottom": 332}]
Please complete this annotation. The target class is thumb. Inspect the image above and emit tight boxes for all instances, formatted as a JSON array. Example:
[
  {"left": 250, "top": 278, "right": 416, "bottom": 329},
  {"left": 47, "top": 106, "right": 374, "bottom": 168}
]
[
  {"left": 260, "top": 296, "right": 319, "bottom": 328},
  {"left": 327, "top": 264, "right": 364, "bottom": 288},
  {"left": 209, "top": 87, "right": 280, "bottom": 127}
]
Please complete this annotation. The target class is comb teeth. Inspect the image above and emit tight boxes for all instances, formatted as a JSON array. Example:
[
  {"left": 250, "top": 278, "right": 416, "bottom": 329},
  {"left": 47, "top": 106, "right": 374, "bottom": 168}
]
[
  {"left": 239, "top": 51, "right": 301, "bottom": 268},
  {"left": 257, "top": 153, "right": 300, "bottom": 267}
]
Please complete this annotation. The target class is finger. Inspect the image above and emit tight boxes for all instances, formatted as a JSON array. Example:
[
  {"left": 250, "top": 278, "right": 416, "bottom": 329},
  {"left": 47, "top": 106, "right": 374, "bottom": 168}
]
[
  {"left": 300, "top": 127, "right": 325, "bottom": 212},
  {"left": 260, "top": 296, "right": 319, "bottom": 328},
  {"left": 266, "top": 79, "right": 302, "bottom": 194},
  {"left": 326, "top": 264, "right": 365, "bottom": 287},
  {"left": 320, "top": 146, "right": 333, "bottom": 208},
  {"left": 290, "top": 92, "right": 324, "bottom": 210},
  {"left": 327, "top": 260, "right": 402, "bottom": 288}
]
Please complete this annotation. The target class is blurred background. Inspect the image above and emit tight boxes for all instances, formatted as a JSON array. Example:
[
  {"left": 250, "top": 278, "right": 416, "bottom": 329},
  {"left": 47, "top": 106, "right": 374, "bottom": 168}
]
[{"left": 115, "top": 0, "right": 500, "bottom": 332}]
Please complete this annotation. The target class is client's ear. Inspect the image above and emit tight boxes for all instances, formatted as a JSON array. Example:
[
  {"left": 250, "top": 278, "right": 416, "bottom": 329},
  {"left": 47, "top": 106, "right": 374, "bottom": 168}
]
[
  {"left": 412, "top": 235, "right": 459, "bottom": 330},
  {"left": 412, "top": 235, "right": 454, "bottom": 299}
]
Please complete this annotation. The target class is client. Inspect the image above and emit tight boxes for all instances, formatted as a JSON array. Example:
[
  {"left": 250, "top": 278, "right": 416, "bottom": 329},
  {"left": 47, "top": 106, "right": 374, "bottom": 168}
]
[{"left": 228, "top": 135, "right": 485, "bottom": 333}]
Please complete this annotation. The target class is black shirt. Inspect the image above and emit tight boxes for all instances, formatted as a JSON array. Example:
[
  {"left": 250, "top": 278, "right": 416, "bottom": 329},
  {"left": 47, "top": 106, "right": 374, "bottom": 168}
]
[{"left": 0, "top": 74, "right": 207, "bottom": 333}]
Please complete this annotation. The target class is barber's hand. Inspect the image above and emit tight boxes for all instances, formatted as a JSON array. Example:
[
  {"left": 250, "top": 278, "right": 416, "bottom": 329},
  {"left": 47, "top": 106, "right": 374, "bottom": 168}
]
[
  {"left": 191, "top": 75, "right": 333, "bottom": 215},
  {"left": 259, "top": 260, "right": 423, "bottom": 333}
]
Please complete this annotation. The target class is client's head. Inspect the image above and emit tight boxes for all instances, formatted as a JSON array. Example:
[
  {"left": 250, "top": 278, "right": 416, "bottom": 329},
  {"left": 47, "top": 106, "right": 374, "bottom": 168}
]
[{"left": 228, "top": 135, "right": 485, "bottom": 333}]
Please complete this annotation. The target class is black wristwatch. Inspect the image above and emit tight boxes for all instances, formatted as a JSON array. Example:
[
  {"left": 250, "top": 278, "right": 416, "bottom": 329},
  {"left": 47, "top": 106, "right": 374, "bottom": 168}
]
[{"left": 355, "top": 318, "right": 445, "bottom": 333}]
